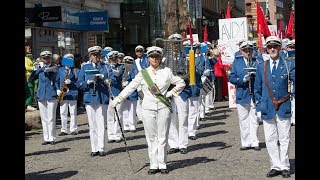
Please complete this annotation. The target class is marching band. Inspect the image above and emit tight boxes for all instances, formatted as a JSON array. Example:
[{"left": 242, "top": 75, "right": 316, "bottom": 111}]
[{"left": 26, "top": 33, "right": 295, "bottom": 177}]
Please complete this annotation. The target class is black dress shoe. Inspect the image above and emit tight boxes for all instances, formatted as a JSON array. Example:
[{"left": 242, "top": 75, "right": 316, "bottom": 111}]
[
  {"left": 115, "top": 139, "right": 123, "bottom": 143},
  {"left": 99, "top": 151, "right": 107, "bottom": 156},
  {"left": 42, "top": 141, "right": 50, "bottom": 145},
  {"left": 266, "top": 169, "right": 281, "bottom": 177},
  {"left": 189, "top": 136, "right": 197, "bottom": 140},
  {"left": 90, "top": 152, "right": 99, "bottom": 157},
  {"left": 281, "top": 170, "right": 291, "bottom": 178},
  {"left": 108, "top": 140, "right": 116, "bottom": 143},
  {"left": 70, "top": 131, "right": 77, "bottom": 135},
  {"left": 58, "top": 132, "right": 68, "bottom": 136},
  {"left": 160, "top": 169, "right": 169, "bottom": 174},
  {"left": 180, "top": 148, "right": 188, "bottom": 154},
  {"left": 240, "top": 147, "right": 250, "bottom": 151},
  {"left": 167, "top": 148, "right": 179, "bottom": 154},
  {"left": 137, "top": 120, "right": 142, "bottom": 124},
  {"left": 253, "top": 146, "right": 261, "bottom": 151},
  {"left": 147, "top": 169, "right": 159, "bottom": 174},
  {"left": 50, "top": 141, "right": 55, "bottom": 145}
]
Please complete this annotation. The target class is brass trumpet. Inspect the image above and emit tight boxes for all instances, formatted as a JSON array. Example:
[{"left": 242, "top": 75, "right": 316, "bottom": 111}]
[{"left": 58, "top": 67, "right": 70, "bottom": 103}]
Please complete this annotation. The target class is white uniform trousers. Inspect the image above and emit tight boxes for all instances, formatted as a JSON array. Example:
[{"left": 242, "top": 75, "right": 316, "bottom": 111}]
[
  {"left": 263, "top": 115, "right": 291, "bottom": 171},
  {"left": 188, "top": 96, "right": 201, "bottom": 137},
  {"left": 38, "top": 99, "right": 58, "bottom": 142},
  {"left": 136, "top": 97, "right": 143, "bottom": 122},
  {"left": 168, "top": 96, "right": 189, "bottom": 149},
  {"left": 200, "top": 89, "right": 209, "bottom": 118},
  {"left": 142, "top": 107, "right": 171, "bottom": 170},
  {"left": 85, "top": 104, "right": 107, "bottom": 152},
  {"left": 122, "top": 100, "right": 137, "bottom": 131},
  {"left": 236, "top": 99, "right": 259, "bottom": 147},
  {"left": 291, "top": 96, "right": 295, "bottom": 125},
  {"left": 107, "top": 102, "right": 123, "bottom": 140},
  {"left": 206, "top": 80, "right": 215, "bottom": 110},
  {"left": 59, "top": 100, "right": 78, "bottom": 133}
]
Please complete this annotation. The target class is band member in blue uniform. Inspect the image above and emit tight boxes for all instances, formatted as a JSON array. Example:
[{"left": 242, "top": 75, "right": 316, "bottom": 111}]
[
  {"left": 229, "top": 41, "right": 262, "bottom": 151},
  {"left": 77, "top": 46, "right": 109, "bottom": 157},
  {"left": 56, "top": 54, "right": 79, "bottom": 136},
  {"left": 254, "top": 36, "right": 295, "bottom": 178},
  {"left": 33, "top": 51, "right": 58, "bottom": 145}
]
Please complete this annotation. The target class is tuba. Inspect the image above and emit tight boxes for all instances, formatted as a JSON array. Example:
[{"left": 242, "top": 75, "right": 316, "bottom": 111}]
[
  {"left": 57, "top": 67, "right": 70, "bottom": 103},
  {"left": 154, "top": 37, "right": 190, "bottom": 80}
]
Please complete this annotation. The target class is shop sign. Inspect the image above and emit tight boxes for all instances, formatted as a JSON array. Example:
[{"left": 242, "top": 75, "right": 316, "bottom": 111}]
[
  {"left": 25, "top": 6, "right": 62, "bottom": 24},
  {"left": 43, "top": 10, "right": 109, "bottom": 31}
]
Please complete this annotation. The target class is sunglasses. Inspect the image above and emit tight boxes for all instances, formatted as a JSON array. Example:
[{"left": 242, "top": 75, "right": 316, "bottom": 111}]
[{"left": 267, "top": 45, "right": 280, "bottom": 49}]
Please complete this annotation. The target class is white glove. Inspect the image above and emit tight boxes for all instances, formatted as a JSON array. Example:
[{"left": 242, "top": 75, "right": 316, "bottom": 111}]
[
  {"left": 87, "top": 79, "right": 95, "bottom": 85},
  {"left": 57, "top": 90, "right": 62, "bottom": 96},
  {"left": 122, "top": 81, "right": 129, "bottom": 87},
  {"left": 44, "top": 67, "right": 55, "bottom": 72},
  {"left": 94, "top": 74, "right": 104, "bottom": 79},
  {"left": 104, "top": 79, "right": 110, "bottom": 85},
  {"left": 243, "top": 74, "right": 251, "bottom": 83},
  {"left": 201, "top": 76, "right": 207, "bottom": 84},
  {"left": 110, "top": 99, "right": 120, "bottom": 108},
  {"left": 64, "top": 79, "right": 71, "bottom": 84},
  {"left": 203, "top": 69, "right": 211, "bottom": 76},
  {"left": 166, "top": 91, "right": 173, "bottom": 98},
  {"left": 256, "top": 111, "right": 261, "bottom": 119},
  {"left": 112, "top": 69, "right": 119, "bottom": 76},
  {"left": 249, "top": 71, "right": 256, "bottom": 76}
]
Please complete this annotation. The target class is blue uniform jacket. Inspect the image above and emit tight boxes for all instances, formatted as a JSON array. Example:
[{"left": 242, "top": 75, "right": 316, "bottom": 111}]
[
  {"left": 254, "top": 58, "right": 295, "bottom": 120},
  {"left": 106, "top": 63, "right": 125, "bottom": 97},
  {"left": 229, "top": 56, "right": 262, "bottom": 104},
  {"left": 55, "top": 67, "right": 79, "bottom": 100},
  {"left": 125, "top": 68, "right": 138, "bottom": 101},
  {"left": 34, "top": 65, "right": 58, "bottom": 101},
  {"left": 77, "top": 62, "right": 110, "bottom": 105}
]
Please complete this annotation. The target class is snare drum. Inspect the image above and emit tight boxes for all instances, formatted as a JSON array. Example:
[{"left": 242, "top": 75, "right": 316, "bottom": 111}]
[{"left": 201, "top": 76, "right": 213, "bottom": 95}]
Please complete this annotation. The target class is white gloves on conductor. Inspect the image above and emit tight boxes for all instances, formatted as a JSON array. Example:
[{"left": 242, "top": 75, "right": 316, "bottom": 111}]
[
  {"left": 64, "top": 79, "right": 71, "bottom": 84},
  {"left": 87, "top": 79, "right": 95, "bottom": 85},
  {"left": 166, "top": 91, "right": 173, "bottom": 98},
  {"left": 122, "top": 81, "right": 129, "bottom": 87},
  {"left": 110, "top": 98, "right": 120, "bottom": 108},
  {"left": 203, "top": 69, "right": 211, "bottom": 76},
  {"left": 57, "top": 90, "right": 62, "bottom": 96}
]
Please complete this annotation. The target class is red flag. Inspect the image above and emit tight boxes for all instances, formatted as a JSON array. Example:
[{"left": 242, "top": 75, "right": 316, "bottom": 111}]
[
  {"left": 203, "top": 24, "right": 208, "bottom": 42},
  {"left": 286, "top": 10, "right": 295, "bottom": 38},
  {"left": 256, "top": 0, "right": 271, "bottom": 37},
  {"left": 258, "top": 24, "right": 262, "bottom": 48},
  {"left": 225, "top": 2, "right": 231, "bottom": 19},
  {"left": 188, "top": 18, "right": 193, "bottom": 45}
]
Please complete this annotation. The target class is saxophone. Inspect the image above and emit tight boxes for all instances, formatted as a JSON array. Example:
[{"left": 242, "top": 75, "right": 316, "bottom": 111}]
[{"left": 58, "top": 67, "right": 70, "bottom": 103}]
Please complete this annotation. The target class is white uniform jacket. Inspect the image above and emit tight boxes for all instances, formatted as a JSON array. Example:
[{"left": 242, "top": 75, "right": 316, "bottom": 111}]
[{"left": 116, "top": 66, "right": 185, "bottom": 110}]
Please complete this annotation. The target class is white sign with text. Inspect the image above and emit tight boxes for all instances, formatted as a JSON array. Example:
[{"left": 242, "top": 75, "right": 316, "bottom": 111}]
[{"left": 218, "top": 17, "right": 248, "bottom": 41}]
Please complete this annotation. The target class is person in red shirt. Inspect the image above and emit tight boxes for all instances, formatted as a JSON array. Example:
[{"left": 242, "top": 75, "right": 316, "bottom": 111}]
[{"left": 213, "top": 48, "right": 224, "bottom": 102}]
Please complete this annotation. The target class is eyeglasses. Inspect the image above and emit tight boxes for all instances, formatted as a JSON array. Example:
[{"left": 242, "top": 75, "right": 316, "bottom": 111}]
[{"left": 42, "top": 56, "right": 51, "bottom": 59}]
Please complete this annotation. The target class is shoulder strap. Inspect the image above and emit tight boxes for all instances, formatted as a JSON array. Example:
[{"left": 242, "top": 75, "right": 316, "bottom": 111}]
[
  {"left": 263, "top": 61, "right": 291, "bottom": 110},
  {"left": 140, "top": 69, "right": 171, "bottom": 109}
]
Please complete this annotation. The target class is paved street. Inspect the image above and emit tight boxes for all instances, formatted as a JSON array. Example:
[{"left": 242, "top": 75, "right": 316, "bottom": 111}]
[{"left": 25, "top": 101, "right": 295, "bottom": 179}]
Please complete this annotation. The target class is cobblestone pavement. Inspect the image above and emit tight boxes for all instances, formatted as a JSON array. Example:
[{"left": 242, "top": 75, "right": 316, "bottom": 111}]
[{"left": 25, "top": 101, "right": 295, "bottom": 179}]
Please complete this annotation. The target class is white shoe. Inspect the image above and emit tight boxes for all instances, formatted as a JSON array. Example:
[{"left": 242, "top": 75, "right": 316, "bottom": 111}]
[{"left": 26, "top": 106, "right": 36, "bottom": 111}]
